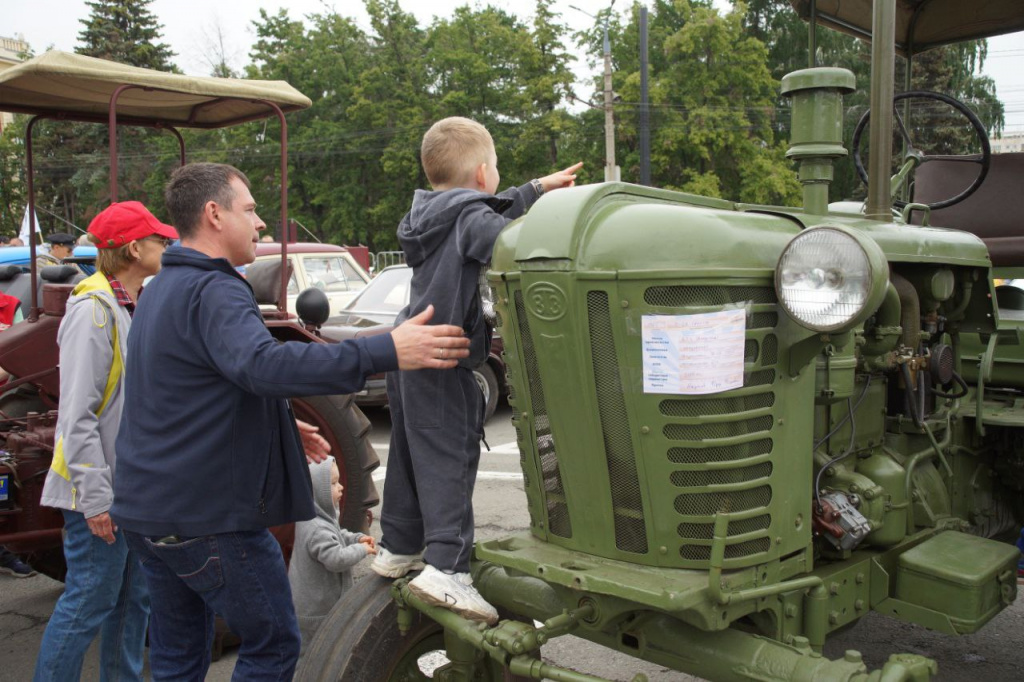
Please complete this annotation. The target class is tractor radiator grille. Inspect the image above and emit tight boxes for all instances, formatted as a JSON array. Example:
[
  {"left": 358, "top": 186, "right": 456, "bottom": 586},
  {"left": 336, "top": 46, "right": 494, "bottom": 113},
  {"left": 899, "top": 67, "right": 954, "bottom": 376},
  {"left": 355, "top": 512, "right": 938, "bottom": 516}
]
[
  {"left": 588, "top": 291, "right": 648, "bottom": 554},
  {"left": 515, "top": 291, "right": 572, "bottom": 538},
  {"left": 644, "top": 286, "right": 778, "bottom": 307},
  {"left": 647, "top": 285, "right": 779, "bottom": 566}
]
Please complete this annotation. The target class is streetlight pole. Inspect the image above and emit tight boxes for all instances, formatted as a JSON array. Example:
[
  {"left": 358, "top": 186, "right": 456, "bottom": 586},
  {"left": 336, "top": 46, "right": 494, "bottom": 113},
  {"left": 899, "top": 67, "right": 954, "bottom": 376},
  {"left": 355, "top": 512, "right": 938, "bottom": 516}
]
[{"left": 572, "top": 2, "right": 619, "bottom": 182}]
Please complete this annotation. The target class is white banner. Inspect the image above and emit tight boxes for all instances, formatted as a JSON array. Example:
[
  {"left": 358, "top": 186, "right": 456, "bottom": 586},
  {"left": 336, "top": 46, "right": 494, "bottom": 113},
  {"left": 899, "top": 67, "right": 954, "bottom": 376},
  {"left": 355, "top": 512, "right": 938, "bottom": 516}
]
[{"left": 18, "top": 205, "right": 40, "bottom": 244}]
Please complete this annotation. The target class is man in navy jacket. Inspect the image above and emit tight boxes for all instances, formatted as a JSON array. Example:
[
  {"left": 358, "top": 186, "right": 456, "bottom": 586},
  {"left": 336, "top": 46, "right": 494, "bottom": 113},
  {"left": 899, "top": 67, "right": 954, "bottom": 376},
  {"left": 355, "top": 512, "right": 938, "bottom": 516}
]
[{"left": 111, "top": 162, "right": 470, "bottom": 681}]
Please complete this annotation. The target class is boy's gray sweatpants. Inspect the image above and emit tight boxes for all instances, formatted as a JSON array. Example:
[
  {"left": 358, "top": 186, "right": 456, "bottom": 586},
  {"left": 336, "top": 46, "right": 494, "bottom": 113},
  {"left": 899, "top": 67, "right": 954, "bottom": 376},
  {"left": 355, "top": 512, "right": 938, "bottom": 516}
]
[{"left": 379, "top": 365, "right": 483, "bottom": 573}]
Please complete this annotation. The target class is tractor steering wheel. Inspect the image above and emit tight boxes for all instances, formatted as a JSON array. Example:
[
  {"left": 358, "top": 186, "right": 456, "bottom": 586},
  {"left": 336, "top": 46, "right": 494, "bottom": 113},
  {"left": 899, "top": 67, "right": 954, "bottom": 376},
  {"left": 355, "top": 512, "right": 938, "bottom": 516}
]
[{"left": 851, "top": 90, "right": 991, "bottom": 210}]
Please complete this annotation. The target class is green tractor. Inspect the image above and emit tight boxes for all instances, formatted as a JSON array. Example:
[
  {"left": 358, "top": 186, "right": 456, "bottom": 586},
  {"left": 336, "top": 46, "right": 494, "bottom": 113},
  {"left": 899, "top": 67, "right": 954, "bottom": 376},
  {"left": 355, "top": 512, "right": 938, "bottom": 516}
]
[{"left": 300, "top": 1, "right": 1023, "bottom": 680}]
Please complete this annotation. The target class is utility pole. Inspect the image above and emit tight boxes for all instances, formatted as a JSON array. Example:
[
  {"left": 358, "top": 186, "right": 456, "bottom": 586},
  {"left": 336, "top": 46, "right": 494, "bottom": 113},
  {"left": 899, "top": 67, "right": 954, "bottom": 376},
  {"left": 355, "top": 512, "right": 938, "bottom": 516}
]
[
  {"left": 639, "top": 5, "right": 650, "bottom": 185},
  {"left": 602, "top": 20, "right": 619, "bottom": 182},
  {"left": 572, "top": 2, "right": 619, "bottom": 182}
]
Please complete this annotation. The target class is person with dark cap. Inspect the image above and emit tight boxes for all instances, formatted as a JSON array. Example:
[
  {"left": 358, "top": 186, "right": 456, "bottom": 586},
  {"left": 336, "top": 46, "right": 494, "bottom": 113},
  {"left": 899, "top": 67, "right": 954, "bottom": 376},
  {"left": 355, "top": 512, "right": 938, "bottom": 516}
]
[
  {"left": 35, "top": 231, "right": 77, "bottom": 268},
  {"left": 33, "top": 201, "right": 178, "bottom": 682}
]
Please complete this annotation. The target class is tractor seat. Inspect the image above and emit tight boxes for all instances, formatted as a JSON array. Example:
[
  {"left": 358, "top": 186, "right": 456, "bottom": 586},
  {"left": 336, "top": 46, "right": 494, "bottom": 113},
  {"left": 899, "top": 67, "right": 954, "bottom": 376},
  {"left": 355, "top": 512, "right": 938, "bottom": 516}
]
[
  {"left": 246, "top": 258, "right": 293, "bottom": 306},
  {"left": 912, "top": 152, "right": 1024, "bottom": 267}
]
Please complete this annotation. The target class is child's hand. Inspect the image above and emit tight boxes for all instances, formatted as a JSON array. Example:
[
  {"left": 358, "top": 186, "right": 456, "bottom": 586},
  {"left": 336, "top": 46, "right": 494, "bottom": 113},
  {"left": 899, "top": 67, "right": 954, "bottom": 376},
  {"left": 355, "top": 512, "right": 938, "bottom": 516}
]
[
  {"left": 539, "top": 162, "right": 583, "bottom": 193},
  {"left": 359, "top": 536, "right": 378, "bottom": 555}
]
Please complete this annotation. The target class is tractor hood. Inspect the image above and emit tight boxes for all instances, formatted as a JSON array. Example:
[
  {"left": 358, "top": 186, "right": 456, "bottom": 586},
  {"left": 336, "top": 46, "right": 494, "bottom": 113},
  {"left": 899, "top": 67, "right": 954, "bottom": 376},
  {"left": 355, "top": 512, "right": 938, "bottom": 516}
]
[{"left": 492, "top": 183, "right": 990, "bottom": 276}]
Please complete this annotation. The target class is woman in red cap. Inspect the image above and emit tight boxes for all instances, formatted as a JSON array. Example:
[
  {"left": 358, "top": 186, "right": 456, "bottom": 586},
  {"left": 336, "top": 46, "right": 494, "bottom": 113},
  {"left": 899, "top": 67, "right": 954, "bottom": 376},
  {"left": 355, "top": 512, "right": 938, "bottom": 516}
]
[{"left": 35, "top": 201, "right": 178, "bottom": 682}]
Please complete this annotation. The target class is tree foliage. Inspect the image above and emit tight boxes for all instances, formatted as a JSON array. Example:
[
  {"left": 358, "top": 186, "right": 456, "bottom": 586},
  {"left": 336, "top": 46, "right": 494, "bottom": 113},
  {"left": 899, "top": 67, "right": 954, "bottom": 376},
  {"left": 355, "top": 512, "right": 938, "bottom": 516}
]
[{"left": 0, "top": 0, "right": 1010, "bottom": 243}]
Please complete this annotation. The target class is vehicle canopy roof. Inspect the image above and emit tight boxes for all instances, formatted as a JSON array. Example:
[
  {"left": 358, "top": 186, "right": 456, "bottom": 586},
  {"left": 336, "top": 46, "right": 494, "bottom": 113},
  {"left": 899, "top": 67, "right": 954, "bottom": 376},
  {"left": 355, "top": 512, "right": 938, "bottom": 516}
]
[
  {"left": 254, "top": 243, "right": 350, "bottom": 257},
  {"left": 0, "top": 50, "right": 312, "bottom": 127},
  {"left": 789, "top": 0, "right": 1024, "bottom": 56}
]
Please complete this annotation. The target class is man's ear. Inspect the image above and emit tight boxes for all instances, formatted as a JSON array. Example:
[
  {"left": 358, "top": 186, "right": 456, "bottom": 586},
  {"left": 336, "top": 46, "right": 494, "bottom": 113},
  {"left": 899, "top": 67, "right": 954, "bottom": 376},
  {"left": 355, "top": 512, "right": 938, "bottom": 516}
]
[{"left": 203, "top": 199, "right": 220, "bottom": 230}]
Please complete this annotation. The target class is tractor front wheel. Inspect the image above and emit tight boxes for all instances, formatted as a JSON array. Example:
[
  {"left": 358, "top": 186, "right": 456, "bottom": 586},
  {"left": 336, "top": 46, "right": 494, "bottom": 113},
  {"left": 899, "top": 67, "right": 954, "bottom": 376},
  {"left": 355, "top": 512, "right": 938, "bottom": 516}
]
[{"left": 297, "top": 576, "right": 531, "bottom": 682}]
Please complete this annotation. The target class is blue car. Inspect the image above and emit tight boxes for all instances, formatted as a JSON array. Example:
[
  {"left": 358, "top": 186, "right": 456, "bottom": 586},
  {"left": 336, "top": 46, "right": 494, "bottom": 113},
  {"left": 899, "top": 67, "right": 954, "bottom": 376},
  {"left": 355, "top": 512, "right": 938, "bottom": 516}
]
[{"left": 0, "top": 245, "right": 97, "bottom": 273}]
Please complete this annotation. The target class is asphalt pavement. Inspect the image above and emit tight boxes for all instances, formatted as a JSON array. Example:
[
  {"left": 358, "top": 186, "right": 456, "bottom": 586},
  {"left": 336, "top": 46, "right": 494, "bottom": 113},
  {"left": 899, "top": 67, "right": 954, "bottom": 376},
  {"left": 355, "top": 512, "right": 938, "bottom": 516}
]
[{"left": 2, "top": 402, "right": 1022, "bottom": 680}]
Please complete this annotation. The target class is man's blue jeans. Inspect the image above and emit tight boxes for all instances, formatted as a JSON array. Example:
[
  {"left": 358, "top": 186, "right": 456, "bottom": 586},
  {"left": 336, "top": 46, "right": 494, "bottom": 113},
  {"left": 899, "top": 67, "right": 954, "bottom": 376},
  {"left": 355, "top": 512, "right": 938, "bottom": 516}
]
[
  {"left": 125, "top": 528, "right": 300, "bottom": 681},
  {"left": 33, "top": 509, "right": 150, "bottom": 681}
]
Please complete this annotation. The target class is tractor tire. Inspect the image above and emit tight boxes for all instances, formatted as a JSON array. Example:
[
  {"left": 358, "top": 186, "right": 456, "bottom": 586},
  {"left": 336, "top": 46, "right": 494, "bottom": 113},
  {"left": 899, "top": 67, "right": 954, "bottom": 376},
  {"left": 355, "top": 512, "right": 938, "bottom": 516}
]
[
  {"left": 0, "top": 384, "right": 47, "bottom": 430},
  {"left": 474, "top": 362, "right": 499, "bottom": 423},
  {"left": 292, "top": 394, "right": 379, "bottom": 534},
  {"left": 297, "top": 576, "right": 533, "bottom": 682}
]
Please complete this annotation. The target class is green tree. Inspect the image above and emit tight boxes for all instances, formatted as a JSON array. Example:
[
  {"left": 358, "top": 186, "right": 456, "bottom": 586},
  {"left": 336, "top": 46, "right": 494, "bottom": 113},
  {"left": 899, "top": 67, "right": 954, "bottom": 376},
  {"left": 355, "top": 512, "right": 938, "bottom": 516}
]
[
  {"left": 344, "top": 0, "right": 435, "bottom": 251},
  {"left": 0, "top": 121, "right": 27, "bottom": 236},
  {"left": 21, "top": 0, "right": 181, "bottom": 233},
  {"left": 77, "top": 0, "right": 176, "bottom": 70},
  {"left": 593, "top": 1, "right": 799, "bottom": 203}
]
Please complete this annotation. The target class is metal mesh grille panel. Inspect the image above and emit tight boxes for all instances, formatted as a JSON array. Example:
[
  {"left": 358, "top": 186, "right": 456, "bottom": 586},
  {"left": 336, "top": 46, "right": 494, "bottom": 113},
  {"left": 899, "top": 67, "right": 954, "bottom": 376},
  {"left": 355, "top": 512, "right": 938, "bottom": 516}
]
[
  {"left": 747, "top": 369, "right": 775, "bottom": 386},
  {"left": 644, "top": 286, "right": 778, "bottom": 307},
  {"left": 668, "top": 439, "right": 773, "bottom": 464},
  {"left": 642, "top": 284, "right": 780, "bottom": 566},
  {"left": 680, "top": 537, "right": 772, "bottom": 561},
  {"left": 515, "top": 291, "right": 572, "bottom": 538},
  {"left": 761, "top": 334, "right": 778, "bottom": 366},
  {"left": 660, "top": 393, "right": 775, "bottom": 418},
  {"left": 588, "top": 291, "right": 648, "bottom": 554},
  {"left": 744, "top": 339, "right": 759, "bottom": 363},
  {"left": 673, "top": 486, "right": 772, "bottom": 516},
  {"left": 664, "top": 416, "right": 773, "bottom": 441},
  {"left": 677, "top": 514, "right": 771, "bottom": 540},
  {"left": 670, "top": 462, "right": 773, "bottom": 488}
]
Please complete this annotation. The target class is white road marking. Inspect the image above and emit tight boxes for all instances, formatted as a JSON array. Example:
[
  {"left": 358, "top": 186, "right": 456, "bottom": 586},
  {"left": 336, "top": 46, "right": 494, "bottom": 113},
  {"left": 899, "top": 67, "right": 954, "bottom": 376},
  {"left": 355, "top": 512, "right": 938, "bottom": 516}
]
[
  {"left": 372, "top": 467, "right": 523, "bottom": 482},
  {"left": 371, "top": 440, "right": 521, "bottom": 455},
  {"left": 485, "top": 441, "right": 520, "bottom": 455}
]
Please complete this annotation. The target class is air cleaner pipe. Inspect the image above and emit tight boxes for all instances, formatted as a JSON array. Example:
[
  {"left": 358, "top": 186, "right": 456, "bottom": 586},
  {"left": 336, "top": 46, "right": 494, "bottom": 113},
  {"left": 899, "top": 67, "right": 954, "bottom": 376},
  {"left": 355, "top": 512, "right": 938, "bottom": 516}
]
[{"left": 865, "top": 0, "right": 897, "bottom": 220}]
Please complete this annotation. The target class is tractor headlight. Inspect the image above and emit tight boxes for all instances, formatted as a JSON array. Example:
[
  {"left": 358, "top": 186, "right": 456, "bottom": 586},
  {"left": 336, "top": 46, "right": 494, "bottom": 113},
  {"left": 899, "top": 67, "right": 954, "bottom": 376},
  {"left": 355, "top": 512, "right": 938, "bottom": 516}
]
[{"left": 775, "top": 227, "right": 888, "bottom": 332}]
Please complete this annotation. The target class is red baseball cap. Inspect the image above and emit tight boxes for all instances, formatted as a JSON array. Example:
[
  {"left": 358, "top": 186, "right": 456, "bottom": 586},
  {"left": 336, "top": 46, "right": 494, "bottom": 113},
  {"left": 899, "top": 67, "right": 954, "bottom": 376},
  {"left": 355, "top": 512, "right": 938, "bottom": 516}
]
[{"left": 88, "top": 201, "right": 179, "bottom": 249}]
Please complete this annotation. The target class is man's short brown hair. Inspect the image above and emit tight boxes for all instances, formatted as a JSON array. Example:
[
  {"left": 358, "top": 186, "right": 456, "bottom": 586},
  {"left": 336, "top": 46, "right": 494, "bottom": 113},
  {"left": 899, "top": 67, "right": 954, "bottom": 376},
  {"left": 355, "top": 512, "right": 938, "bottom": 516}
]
[
  {"left": 420, "top": 117, "right": 495, "bottom": 188},
  {"left": 165, "top": 163, "right": 250, "bottom": 239}
]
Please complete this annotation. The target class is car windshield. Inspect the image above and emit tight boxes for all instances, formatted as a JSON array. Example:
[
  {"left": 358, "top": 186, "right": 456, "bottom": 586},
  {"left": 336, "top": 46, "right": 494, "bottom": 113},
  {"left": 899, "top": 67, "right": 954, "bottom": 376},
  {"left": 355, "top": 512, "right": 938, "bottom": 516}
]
[
  {"left": 304, "top": 255, "right": 365, "bottom": 292},
  {"left": 345, "top": 267, "right": 410, "bottom": 313}
]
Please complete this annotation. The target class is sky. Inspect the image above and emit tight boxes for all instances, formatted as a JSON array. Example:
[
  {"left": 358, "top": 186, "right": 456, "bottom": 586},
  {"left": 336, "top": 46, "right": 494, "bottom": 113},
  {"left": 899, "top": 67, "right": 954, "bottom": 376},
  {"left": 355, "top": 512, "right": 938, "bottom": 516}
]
[{"left": 3, "top": 0, "right": 1023, "bottom": 132}]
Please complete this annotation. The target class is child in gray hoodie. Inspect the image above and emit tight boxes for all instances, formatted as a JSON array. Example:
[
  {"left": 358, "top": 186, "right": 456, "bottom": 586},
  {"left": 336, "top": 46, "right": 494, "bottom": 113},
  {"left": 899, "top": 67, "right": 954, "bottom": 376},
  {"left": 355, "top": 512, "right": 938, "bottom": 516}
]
[
  {"left": 288, "top": 457, "right": 376, "bottom": 654},
  {"left": 370, "top": 116, "right": 582, "bottom": 624}
]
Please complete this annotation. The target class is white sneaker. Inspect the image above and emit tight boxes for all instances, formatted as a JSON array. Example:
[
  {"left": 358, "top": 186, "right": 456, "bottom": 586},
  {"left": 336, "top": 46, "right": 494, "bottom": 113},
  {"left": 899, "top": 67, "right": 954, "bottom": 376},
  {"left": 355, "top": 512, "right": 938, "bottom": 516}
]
[
  {"left": 408, "top": 565, "right": 499, "bottom": 625},
  {"left": 371, "top": 547, "right": 425, "bottom": 578}
]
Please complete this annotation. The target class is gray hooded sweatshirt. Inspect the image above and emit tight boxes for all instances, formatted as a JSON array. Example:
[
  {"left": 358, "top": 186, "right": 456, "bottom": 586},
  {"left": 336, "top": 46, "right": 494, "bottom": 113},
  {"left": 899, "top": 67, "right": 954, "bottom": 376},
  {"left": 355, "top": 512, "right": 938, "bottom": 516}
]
[
  {"left": 396, "top": 183, "right": 540, "bottom": 368},
  {"left": 288, "top": 459, "right": 368, "bottom": 653}
]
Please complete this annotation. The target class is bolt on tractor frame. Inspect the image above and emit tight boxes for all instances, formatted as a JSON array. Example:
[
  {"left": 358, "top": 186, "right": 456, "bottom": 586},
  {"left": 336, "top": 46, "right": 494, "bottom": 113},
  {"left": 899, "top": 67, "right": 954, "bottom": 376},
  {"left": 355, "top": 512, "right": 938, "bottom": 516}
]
[
  {"left": 0, "top": 52, "right": 379, "bottom": 579},
  {"left": 299, "top": 1, "right": 1024, "bottom": 681}
]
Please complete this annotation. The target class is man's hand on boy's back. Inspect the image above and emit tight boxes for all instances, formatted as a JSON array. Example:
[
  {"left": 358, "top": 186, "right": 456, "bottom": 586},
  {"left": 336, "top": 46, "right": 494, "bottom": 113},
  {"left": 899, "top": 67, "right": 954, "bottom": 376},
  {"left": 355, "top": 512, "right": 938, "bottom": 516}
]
[
  {"left": 539, "top": 161, "right": 584, "bottom": 193},
  {"left": 391, "top": 305, "right": 471, "bottom": 370}
]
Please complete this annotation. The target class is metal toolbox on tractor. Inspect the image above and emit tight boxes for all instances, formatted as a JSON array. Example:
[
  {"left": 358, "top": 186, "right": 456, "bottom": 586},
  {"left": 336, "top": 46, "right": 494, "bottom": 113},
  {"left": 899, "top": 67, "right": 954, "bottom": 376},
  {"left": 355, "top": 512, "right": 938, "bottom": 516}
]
[{"left": 895, "top": 531, "right": 1019, "bottom": 634}]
